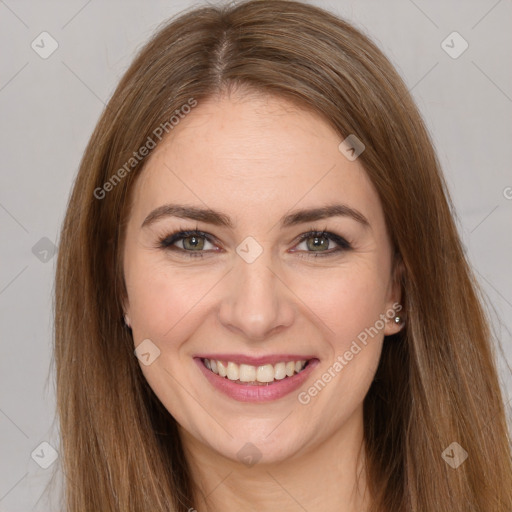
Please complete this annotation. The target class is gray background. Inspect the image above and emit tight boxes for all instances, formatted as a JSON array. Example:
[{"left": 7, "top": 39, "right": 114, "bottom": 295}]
[{"left": 1, "top": 0, "right": 511, "bottom": 510}]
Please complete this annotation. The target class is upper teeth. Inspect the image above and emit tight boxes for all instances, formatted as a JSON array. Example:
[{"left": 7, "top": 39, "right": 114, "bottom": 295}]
[{"left": 203, "top": 358, "right": 307, "bottom": 383}]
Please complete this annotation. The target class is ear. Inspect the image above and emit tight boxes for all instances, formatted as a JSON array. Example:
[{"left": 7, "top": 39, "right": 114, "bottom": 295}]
[
  {"left": 383, "top": 256, "right": 405, "bottom": 336},
  {"left": 121, "top": 289, "right": 131, "bottom": 328},
  {"left": 122, "top": 297, "right": 131, "bottom": 328}
]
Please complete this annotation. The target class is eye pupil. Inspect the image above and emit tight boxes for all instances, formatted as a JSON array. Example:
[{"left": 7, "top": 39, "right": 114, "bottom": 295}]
[
  {"left": 307, "top": 235, "right": 328, "bottom": 251},
  {"left": 184, "top": 235, "right": 204, "bottom": 250}
]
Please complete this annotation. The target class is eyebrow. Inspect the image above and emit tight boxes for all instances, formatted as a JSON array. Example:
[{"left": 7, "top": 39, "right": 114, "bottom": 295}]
[{"left": 141, "top": 203, "right": 370, "bottom": 230}]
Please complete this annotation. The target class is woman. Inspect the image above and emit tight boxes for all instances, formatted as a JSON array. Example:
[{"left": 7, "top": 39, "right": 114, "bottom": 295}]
[{"left": 53, "top": 0, "right": 512, "bottom": 510}]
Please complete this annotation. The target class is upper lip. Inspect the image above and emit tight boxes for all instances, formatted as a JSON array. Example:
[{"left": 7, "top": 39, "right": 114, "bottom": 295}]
[{"left": 195, "top": 354, "right": 318, "bottom": 366}]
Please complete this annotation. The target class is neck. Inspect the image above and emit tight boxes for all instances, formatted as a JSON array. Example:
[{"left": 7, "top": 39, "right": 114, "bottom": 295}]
[{"left": 180, "top": 406, "right": 371, "bottom": 512}]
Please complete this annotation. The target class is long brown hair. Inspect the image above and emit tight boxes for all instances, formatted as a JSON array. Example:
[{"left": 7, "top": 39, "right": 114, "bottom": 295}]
[{"left": 53, "top": 1, "right": 512, "bottom": 510}]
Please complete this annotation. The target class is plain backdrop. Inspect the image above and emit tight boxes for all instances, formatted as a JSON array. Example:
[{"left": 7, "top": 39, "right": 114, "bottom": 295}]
[{"left": 1, "top": 0, "right": 511, "bottom": 510}]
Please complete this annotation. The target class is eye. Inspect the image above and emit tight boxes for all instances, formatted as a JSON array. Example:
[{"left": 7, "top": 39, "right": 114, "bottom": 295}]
[
  {"left": 292, "top": 230, "right": 351, "bottom": 257},
  {"left": 156, "top": 228, "right": 352, "bottom": 258},
  {"left": 157, "top": 229, "right": 218, "bottom": 257}
]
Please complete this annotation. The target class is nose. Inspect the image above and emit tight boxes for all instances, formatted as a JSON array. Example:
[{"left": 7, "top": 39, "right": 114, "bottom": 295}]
[{"left": 217, "top": 251, "right": 295, "bottom": 341}]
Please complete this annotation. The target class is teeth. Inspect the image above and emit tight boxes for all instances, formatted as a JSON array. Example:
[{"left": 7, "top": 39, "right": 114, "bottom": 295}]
[
  {"left": 217, "top": 360, "right": 227, "bottom": 377},
  {"left": 226, "top": 362, "right": 239, "bottom": 380},
  {"left": 274, "top": 362, "right": 286, "bottom": 380},
  {"left": 256, "top": 364, "right": 274, "bottom": 383},
  {"left": 239, "top": 364, "right": 256, "bottom": 382},
  {"left": 203, "top": 358, "right": 308, "bottom": 383}
]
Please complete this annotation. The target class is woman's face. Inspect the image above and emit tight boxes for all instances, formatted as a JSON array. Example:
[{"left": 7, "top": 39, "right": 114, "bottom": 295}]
[{"left": 123, "top": 91, "right": 402, "bottom": 465}]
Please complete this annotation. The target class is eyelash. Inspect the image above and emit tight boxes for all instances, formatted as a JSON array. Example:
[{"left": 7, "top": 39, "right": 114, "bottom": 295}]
[{"left": 156, "top": 225, "right": 352, "bottom": 259}]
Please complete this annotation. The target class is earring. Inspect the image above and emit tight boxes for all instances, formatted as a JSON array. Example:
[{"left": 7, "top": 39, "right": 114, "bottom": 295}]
[{"left": 394, "top": 305, "right": 404, "bottom": 326}]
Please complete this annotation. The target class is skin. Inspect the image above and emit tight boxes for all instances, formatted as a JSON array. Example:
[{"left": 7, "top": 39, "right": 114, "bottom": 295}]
[{"left": 122, "top": 90, "right": 403, "bottom": 512}]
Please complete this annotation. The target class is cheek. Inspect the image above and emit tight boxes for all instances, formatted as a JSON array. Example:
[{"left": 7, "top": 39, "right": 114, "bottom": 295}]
[
  {"left": 293, "top": 263, "right": 388, "bottom": 405},
  {"left": 293, "top": 261, "right": 389, "bottom": 349},
  {"left": 125, "top": 259, "right": 220, "bottom": 428},
  {"left": 293, "top": 279, "right": 385, "bottom": 427},
  {"left": 125, "top": 254, "right": 217, "bottom": 342}
]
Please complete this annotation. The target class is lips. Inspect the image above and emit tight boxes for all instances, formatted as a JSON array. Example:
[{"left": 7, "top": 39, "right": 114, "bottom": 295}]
[
  {"left": 193, "top": 354, "right": 320, "bottom": 402},
  {"left": 196, "top": 353, "right": 317, "bottom": 366}
]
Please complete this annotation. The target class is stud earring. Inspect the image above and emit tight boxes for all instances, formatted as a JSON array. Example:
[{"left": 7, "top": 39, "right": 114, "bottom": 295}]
[{"left": 394, "top": 315, "right": 402, "bottom": 324}]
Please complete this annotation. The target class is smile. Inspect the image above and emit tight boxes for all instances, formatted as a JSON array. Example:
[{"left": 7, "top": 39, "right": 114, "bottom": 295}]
[
  {"left": 194, "top": 355, "right": 320, "bottom": 402},
  {"left": 203, "top": 358, "right": 309, "bottom": 384}
]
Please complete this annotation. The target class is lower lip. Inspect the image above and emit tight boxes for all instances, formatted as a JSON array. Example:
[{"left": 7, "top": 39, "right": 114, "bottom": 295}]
[{"left": 194, "top": 357, "right": 320, "bottom": 403}]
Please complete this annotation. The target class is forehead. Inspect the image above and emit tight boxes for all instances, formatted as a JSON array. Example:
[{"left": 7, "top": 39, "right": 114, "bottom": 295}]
[{"left": 129, "top": 93, "right": 383, "bottom": 229}]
